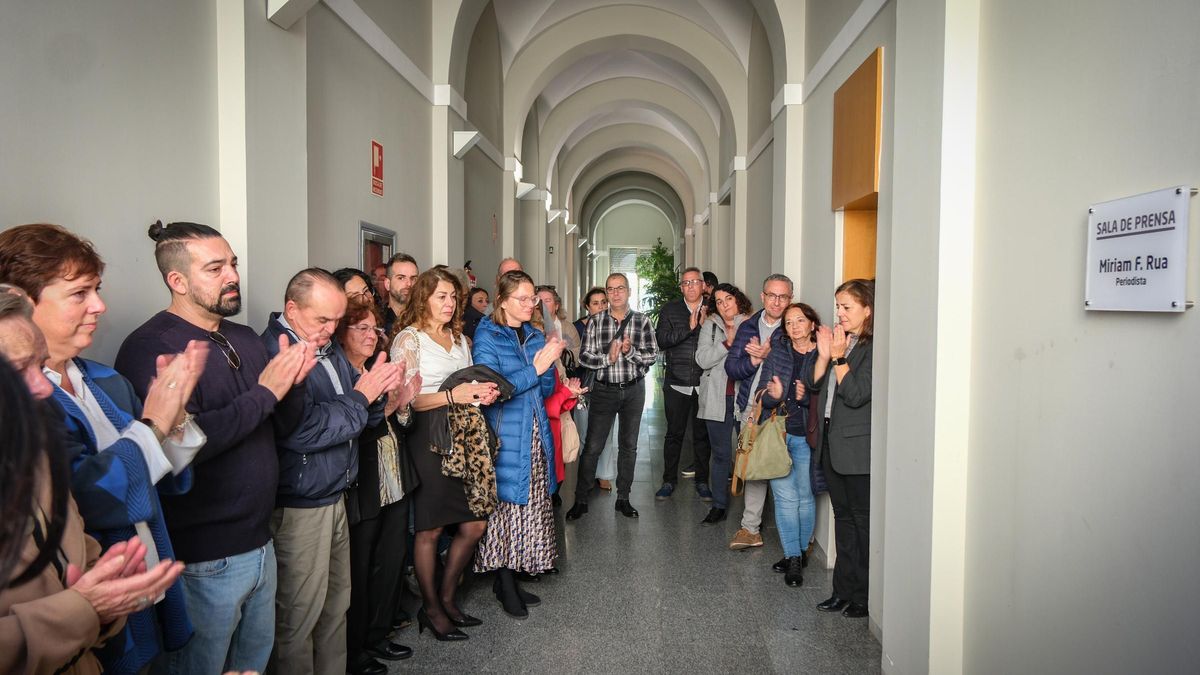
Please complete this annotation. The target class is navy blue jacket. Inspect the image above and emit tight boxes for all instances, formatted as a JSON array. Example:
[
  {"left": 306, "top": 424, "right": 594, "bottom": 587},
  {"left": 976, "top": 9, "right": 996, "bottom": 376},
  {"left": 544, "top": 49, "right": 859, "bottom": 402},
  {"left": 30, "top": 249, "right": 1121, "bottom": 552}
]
[
  {"left": 724, "top": 309, "right": 781, "bottom": 413},
  {"left": 471, "top": 317, "right": 558, "bottom": 504},
  {"left": 761, "top": 330, "right": 818, "bottom": 436},
  {"left": 262, "top": 313, "right": 384, "bottom": 508}
]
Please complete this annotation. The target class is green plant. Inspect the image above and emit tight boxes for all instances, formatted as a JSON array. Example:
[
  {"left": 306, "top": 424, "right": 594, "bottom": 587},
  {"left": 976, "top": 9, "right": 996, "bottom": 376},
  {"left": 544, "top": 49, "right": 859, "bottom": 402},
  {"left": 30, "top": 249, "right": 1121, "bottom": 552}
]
[{"left": 634, "top": 238, "right": 680, "bottom": 322}]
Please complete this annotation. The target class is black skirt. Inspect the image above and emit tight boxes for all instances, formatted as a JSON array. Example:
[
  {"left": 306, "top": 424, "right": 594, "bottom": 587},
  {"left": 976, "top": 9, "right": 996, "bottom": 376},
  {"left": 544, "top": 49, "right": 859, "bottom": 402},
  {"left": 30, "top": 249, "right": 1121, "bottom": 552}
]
[{"left": 406, "top": 407, "right": 483, "bottom": 531}]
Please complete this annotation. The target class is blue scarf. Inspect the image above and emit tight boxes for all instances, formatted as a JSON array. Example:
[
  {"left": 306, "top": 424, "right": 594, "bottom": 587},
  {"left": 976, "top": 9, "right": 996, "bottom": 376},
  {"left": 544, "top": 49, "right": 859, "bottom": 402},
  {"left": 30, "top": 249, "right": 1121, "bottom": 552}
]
[{"left": 51, "top": 358, "right": 194, "bottom": 674}]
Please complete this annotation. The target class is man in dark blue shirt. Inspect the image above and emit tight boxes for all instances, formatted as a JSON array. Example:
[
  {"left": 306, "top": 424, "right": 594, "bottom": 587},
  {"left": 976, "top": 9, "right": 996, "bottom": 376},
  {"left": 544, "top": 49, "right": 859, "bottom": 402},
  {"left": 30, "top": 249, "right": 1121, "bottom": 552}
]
[{"left": 116, "top": 222, "right": 316, "bottom": 675}]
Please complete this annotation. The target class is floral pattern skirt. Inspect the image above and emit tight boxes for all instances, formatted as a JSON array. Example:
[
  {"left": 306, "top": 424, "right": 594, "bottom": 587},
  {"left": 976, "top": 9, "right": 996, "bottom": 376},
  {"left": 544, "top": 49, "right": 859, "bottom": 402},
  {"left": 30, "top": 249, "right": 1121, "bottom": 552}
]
[{"left": 474, "top": 421, "right": 557, "bottom": 573}]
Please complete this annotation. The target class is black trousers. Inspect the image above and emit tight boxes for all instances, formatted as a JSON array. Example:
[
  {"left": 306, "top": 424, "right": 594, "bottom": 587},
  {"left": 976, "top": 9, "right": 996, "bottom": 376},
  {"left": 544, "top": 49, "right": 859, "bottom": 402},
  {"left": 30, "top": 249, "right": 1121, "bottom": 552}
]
[
  {"left": 347, "top": 498, "right": 409, "bottom": 665},
  {"left": 661, "top": 385, "right": 711, "bottom": 484},
  {"left": 823, "top": 428, "right": 870, "bottom": 606},
  {"left": 575, "top": 379, "right": 645, "bottom": 502}
]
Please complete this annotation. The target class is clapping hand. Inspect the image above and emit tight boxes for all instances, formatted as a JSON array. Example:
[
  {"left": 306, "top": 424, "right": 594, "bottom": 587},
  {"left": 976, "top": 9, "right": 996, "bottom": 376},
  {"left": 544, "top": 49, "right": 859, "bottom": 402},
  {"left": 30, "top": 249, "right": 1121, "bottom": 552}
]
[
  {"left": 534, "top": 336, "right": 566, "bottom": 375},
  {"left": 353, "top": 352, "right": 404, "bottom": 402},
  {"left": 745, "top": 336, "right": 772, "bottom": 365},
  {"left": 816, "top": 326, "right": 833, "bottom": 360},
  {"left": 765, "top": 375, "right": 784, "bottom": 400},
  {"left": 794, "top": 379, "right": 806, "bottom": 401},
  {"left": 143, "top": 340, "right": 209, "bottom": 435},
  {"left": 830, "top": 325, "right": 848, "bottom": 359},
  {"left": 689, "top": 305, "right": 708, "bottom": 330},
  {"left": 564, "top": 376, "right": 589, "bottom": 398}
]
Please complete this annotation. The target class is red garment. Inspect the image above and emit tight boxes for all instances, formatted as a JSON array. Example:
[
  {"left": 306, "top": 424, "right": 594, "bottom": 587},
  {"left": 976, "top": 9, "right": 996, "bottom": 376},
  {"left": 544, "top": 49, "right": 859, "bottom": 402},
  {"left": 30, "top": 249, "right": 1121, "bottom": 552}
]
[{"left": 543, "top": 378, "right": 579, "bottom": 481}]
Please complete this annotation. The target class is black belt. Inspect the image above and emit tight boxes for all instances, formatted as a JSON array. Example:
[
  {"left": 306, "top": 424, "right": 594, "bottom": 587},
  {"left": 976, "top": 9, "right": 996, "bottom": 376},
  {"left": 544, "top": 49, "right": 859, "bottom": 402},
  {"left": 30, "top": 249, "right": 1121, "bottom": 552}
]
[{"left": 597, "top": 376, "right": 644, "bottom": 390}]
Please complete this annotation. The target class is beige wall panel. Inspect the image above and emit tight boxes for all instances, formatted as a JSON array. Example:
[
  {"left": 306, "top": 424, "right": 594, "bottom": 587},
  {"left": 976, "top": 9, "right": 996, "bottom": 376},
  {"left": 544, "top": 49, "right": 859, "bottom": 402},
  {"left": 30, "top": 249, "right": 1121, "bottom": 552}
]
[
  {"left": 0, "top": 0, "right": 219, "bottom": 363},
  {"left": 966, "top": 0, "right": 1200, "bottom": 672},
  {"left": 307, "top": 3, "right": 432, "bottom": 271}
]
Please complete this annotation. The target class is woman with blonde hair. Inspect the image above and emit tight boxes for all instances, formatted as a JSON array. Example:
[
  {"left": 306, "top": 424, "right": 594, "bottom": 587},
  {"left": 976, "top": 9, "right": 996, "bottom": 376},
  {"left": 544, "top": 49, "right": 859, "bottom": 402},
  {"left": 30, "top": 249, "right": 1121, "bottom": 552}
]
[{"left": 471, "top": 271, "right": 579, "bottom": 618}]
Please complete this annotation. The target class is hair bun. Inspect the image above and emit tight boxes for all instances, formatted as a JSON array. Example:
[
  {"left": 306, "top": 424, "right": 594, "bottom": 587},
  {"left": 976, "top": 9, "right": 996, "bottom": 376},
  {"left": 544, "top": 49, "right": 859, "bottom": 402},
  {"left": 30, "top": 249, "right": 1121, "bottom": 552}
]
[{"left": 148, "top": 219, "right": 165, "bottom": 241}]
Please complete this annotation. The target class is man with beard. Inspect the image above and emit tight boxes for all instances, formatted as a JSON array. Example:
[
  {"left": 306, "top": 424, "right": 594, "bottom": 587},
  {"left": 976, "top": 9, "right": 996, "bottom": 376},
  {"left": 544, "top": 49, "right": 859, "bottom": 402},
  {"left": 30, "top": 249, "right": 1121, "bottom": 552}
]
[
  {"left": 382, "top": 252, "right": 418, "bottom": 334},
  {"left": 115, "top": 221, "right": 317, "bottom": 675}
]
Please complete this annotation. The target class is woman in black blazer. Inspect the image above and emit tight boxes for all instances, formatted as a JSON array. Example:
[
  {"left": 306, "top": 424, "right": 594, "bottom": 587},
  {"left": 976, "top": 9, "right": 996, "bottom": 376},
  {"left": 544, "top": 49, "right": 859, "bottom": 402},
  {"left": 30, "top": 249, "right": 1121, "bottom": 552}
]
[{"left": 809, "top": 279, "right": 874, "bottom": 619}]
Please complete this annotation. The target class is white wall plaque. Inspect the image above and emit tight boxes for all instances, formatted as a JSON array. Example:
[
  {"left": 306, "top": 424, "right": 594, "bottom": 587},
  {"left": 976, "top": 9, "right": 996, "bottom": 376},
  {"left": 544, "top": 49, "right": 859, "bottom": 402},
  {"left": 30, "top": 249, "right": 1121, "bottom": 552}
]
[{"left": 1085, "top": 186, "right": 1192, "bottom": 312}]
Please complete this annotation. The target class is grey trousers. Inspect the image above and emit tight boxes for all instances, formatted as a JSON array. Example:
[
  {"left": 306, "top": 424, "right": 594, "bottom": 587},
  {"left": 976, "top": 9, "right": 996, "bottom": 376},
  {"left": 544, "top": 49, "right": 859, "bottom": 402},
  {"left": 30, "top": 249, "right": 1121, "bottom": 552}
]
[
  {"left": 268, "top": 501, "right": 351, "bottom": 675},
  {"left": 739, "top": 480, "right": 769, "bottom": 534}
]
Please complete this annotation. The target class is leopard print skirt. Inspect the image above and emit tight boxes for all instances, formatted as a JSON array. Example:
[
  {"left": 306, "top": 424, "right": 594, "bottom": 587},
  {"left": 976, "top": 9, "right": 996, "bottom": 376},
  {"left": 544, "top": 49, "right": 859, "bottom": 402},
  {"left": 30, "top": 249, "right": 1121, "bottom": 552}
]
[{"left": 473, "top": 421, "right": 557, "bottom": 573}]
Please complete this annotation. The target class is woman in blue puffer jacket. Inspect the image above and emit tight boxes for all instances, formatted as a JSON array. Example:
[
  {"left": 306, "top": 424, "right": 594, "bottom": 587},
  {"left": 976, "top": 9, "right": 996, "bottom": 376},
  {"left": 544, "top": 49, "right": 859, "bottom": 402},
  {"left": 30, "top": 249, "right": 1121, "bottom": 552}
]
[{"left": 471, "top": 270, "right": 574, "bottom": 619}]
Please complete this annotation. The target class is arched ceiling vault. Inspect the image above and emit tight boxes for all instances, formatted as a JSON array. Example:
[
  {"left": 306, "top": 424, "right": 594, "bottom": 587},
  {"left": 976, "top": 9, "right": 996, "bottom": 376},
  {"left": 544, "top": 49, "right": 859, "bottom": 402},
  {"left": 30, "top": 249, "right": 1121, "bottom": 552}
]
[
  {"left": 503, "top": 5, "right": 748, "bottom": 158},
  {"left": 580, "top": 173, "right": 686, "bottom": 243},
  {"left": 557, "top": 124, "right": 708, "bottom": 215},
  {"left": 566, "top": 150, "right": 696, "bottom": 227},
  {"left": 537, "top": 77, "right": 719, "bottom": 190}
]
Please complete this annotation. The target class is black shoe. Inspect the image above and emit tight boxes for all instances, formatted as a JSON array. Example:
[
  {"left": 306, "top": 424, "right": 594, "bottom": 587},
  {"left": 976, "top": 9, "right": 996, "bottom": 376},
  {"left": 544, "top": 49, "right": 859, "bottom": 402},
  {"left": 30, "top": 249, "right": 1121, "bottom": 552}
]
[
  {"left": 448, "top": 613, "right": 482, "bottom": 628},
  {"left": 565, "top": 502, "right": 588, "bottom": 520},
  {"left": 842, "top": 602, "right": 868, "bottom": 618},
  {"left": 551, "top": 493, "right": 562, "bottom": 508},
  {"left": 494, "top": 569, "right": 528, "bottom": 619},
  {"left": 365, "top": 641, "right": 414, "bottom": 661},
  {"left": 700, "top": 507, "right": 727, "bottom": 526},
  {"left": 772, "top": 557, "right": 787, "bottom": 573},
  {"left": 816, "top": 595, "right": 849, "bottom": 612},
  {"left": 516, "top": 585, "right": 541, "bottom": 607},
  {"left": 542, "top": 566, "right": 560, "bottom": 575},
  {"left": 350, "top": 657, "right": 389, "bottom": 675},
  {"left": 417, "top": 608, "right": 468, "bottom": 641},
  {"left": 614, "top": 499, "right": 639, "bottom": 518},
  {"left": 516, "top": 571, "right": 541, "bottom": 583},
  {"left": 784, "top": 557, "right": 804, "bottom": 587}
]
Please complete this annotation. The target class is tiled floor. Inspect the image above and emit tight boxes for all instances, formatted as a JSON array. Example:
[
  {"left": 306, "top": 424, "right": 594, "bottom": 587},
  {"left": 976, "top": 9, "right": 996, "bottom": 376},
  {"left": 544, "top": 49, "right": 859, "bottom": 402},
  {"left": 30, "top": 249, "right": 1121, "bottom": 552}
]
[{"left": 389, "top": 372, "right": 882, "bottom": 674}]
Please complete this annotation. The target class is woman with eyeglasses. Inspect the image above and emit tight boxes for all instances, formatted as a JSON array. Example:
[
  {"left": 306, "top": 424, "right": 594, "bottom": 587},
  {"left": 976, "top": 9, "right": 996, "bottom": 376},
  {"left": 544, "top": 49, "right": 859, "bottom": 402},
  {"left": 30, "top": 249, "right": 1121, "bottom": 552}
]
[
  {"left": 334, "top": 268, "right": 382, "bottom": 309},
  {"left": 335, "top": 296, "right": 422, "bottom": 673},
  {"left": 471, "top": 271, "right": 575, "bottom": 618},
  {"left": 761, "top": 303, "right": 823, "bottom": 588},
  {"left": 0, "top": 224, "right": 207, "bottom": 674}
]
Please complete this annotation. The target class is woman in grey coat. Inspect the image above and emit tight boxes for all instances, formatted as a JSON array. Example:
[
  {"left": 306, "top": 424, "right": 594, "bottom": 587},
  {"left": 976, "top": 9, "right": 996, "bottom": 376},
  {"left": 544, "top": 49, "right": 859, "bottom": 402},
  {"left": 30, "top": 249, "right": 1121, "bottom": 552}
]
[{"left": 694, "top": 283, "right": 753, "bottom": 525}]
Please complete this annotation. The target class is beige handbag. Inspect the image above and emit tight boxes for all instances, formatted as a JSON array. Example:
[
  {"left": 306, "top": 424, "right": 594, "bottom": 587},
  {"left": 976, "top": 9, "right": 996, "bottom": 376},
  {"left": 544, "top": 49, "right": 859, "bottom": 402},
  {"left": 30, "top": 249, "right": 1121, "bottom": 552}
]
[{"left": 559, "top": 409, "right": 581, "bottom": 463}]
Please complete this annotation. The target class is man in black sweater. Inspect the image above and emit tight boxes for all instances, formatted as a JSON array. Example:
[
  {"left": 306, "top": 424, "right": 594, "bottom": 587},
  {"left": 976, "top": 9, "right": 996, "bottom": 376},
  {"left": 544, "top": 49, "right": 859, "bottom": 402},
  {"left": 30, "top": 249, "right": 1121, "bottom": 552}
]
[
  {"left": 115, "top": 222, "right": 316, "bottom": 675},
  {"left": 653, "top": 266, "right": 712, "bottom": 502}
]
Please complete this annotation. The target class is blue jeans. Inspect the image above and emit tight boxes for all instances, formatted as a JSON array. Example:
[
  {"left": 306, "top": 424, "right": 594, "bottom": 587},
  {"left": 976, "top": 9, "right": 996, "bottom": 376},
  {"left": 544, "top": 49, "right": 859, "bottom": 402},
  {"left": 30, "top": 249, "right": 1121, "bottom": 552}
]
[
  {"left": 704, "top": 394, "right": 737, "bottom": 509},
  {"left": 154, "top": 542, "right": 276, "bottom": 675},
  {"left": 769, "top": 434, "right": 816, "bottom": 558}
]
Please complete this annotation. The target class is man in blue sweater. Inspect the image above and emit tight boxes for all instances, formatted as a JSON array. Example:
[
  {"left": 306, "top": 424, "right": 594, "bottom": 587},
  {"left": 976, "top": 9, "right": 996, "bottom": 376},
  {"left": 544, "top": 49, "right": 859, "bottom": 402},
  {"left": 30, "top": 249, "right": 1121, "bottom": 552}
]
[
  {"left": 116, "top": 222, "right": 316, "bottom": 674},
  {"left": 262, "top": 268, "right": 403, "bottom": 675}
]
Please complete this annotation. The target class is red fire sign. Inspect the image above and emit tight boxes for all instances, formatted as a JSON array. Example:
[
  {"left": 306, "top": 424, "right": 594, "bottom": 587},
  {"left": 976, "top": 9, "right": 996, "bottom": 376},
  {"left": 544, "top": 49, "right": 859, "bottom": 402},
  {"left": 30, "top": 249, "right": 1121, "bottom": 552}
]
[{"left": 371, "top": 140, "right": 383, "bottom": 196}]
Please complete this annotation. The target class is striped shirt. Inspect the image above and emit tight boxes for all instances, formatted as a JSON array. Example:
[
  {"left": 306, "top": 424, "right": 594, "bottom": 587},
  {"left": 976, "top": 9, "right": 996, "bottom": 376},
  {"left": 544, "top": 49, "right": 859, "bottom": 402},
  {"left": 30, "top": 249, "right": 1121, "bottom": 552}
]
[{"left": 580, "top": 308, "right": 659, "bottom": 384}]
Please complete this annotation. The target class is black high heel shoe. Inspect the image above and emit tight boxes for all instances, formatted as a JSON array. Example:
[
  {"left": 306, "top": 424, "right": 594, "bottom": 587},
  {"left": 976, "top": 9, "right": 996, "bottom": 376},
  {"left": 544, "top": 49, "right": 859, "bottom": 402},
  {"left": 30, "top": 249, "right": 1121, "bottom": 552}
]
[
  {"left": 417, "top": 608, "right": 469, "bottom": 641},
  {"left": 448, "top": 612, "right": 483, "bottom": 628}
]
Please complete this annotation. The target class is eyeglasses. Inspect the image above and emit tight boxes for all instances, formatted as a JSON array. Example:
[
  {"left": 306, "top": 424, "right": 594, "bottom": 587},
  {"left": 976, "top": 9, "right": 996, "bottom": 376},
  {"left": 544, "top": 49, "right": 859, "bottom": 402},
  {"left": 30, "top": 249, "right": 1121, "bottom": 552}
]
[
  {"left": 208, "top": 331, "right": 242, "bottom": 370},
  {"left": 510, "top": 295, "right": 539, "bottom": 306},
  {"left": 347, "top": 287, "right": 373, "bottom": 300},
  {"left": 349, "top": 324, "right": 386, "bottom": 339},
  {"left": 680, "top": 279, "right": 703, "bottom": 287},
  {"left": 763, "top": 292, "right": 793, "bottom": 303},
  {"left": 605, "top": 285, "right": 628, "bottom": 293}
]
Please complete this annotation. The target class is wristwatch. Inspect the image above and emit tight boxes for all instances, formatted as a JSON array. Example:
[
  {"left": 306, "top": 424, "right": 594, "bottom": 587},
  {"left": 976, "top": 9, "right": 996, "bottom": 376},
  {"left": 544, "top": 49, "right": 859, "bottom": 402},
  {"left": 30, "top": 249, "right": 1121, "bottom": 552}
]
[{"left": 831, "top": 357, "right": 848, "bottom": 366}]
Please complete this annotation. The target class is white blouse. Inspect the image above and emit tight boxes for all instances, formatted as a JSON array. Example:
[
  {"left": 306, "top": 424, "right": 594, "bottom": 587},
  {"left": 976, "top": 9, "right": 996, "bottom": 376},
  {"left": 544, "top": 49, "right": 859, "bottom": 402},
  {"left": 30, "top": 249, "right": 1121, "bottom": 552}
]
[{"left": 391, "top": 326, "right": 472, "bottom": 393}]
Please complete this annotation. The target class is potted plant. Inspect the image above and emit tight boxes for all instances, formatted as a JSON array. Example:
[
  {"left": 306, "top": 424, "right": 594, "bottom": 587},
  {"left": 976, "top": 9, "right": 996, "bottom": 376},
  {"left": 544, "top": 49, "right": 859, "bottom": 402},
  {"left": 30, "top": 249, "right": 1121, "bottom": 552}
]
[{"left": 634, "top": 238, "right": 681, "bottom": 322}]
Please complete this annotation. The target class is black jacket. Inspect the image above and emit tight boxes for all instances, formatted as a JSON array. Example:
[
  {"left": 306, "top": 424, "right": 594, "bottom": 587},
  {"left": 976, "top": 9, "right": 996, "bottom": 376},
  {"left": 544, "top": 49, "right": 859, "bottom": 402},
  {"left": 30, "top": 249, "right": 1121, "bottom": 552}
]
[{"left": 655, "top": 298, "right": 704, "bottom": 387}]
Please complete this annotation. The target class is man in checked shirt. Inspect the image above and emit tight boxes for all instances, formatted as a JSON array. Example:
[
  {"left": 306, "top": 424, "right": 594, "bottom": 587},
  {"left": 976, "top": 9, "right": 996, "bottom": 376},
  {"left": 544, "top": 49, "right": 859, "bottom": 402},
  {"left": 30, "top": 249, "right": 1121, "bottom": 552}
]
[{"left": 565, "top": 272, "right": 658, "bottom": 520}]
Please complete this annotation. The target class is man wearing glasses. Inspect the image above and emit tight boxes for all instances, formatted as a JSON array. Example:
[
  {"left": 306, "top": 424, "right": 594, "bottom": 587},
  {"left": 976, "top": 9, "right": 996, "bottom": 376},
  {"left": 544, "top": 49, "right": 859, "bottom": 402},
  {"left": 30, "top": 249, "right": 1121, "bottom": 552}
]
[
  {"left": 566, "top": 272, "right": 658, "bottom": 520},
  {"left": 115, "top": 222, "right": 317, "bottom": 674},
  {"left": 653, "top": 267, "right": 713, "bottom": 502},
  {"left": 723, "top": 273, "right": 794, "bottom": 551}
]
